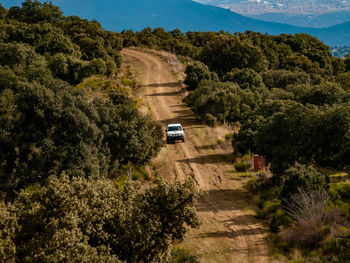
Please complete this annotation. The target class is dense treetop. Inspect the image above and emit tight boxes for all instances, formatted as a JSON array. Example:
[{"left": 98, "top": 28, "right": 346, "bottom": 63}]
[
  {"left": 0, "top": 1, "right": 165, "bottom": 195},
  {"left": 120, "top": 29, "right": 342, "bottom": 77},
  {"left": 0, "top": 175, "right": 200, "bottom": 263},
  {"left": 1, "top": 1, "right": 122, "bottom": 85}
]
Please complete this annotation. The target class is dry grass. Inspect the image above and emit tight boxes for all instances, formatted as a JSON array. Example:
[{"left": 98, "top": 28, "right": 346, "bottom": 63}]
[
  {"left": 284, "top": 189, "right": 329, "bottom": 223},
  {"left": 130, "top": 47, "right": 186, "bottom": 78},
  {"left": 159, "top": 50, "right": 186, "bottom": 76},
  {"left": 282, "top": 189, "right": 332, "bottom": 246}
]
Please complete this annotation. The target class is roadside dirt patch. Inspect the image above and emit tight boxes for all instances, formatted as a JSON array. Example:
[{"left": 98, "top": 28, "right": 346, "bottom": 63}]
[{"left": 121, "top": 48, "right": 272, "bottom": 263}]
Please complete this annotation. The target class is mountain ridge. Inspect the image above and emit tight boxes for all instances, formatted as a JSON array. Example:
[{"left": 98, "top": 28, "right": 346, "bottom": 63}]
[{"left": 1, "top": 0, "right": 350, "bottom": 46}]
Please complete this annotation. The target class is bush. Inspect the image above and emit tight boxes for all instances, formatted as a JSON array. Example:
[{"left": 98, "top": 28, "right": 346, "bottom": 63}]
[
  {"left": 225, "top": 133, "right": 234, "bottom": 140},
  {"left": 168, "top": 246, "right": 199, "bottom": 263},
  {"left": 257, "top": 200, "right": 281, "bottom": 219},
  {"left": 330, "top": 182, "right": 350, "bottom": 201},
  {"left": 184, "top": 62, "right": 218, "bottom": 90},
  {"left": 256, "top": 199, "right": 290, "bottom": 233},
  {"left": 83, "top": 58, "right": 107, "bottom": 76},
  {"left": 223, "top": 68, "right": 265, "bottom": 91},
  {"left": 119, "top": 165, "right": 150, "bottom": 181},
  {"left": 321, "top": 237, "right": 350, "bottom": 262},
  {"left": 246, "top": 176, "right": 259, "bottom": 193},
  {"left": 204, "top": 113, "right": 217, "bottom": 127},
  {"left": 234, "top": 161, "right": 251, "bottom": 172},
  {"left": 329, "top": 182, "right": 350, "bottom": 213},
  {"left": 184, "top": 80, "right": 259, "bottom": 124},
  {"left": 281, "top": 164, "right": 329, "bottom": 202},
  {"left": 0, "top": 176, "right": 200, "bottom": 262},
  {"left": 269, "top": 233, "right": 290, "bottom": 253}
]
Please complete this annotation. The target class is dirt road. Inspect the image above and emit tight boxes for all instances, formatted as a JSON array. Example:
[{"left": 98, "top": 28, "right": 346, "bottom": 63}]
[{"left": 121, "top": 48, "right": 271, "bottom": 263}]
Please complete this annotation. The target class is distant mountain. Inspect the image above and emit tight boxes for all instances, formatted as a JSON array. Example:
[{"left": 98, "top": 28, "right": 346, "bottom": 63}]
[
  {"left": 195, "top": 0, "right": 350, "bottom": 28},
  {"left": 195, "top": 0, "right": 350, "bottom": 16},
  {"left": 1, "top": 0, "right": 350, "bottom": 46},
  {"left": 248, "top": 11, "right": 350, "bottom": 28}
]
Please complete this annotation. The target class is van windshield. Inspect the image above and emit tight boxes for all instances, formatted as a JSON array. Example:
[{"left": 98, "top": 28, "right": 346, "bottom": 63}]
[{"left": 168, "top": 126, "right": 182, "bottom": 131}]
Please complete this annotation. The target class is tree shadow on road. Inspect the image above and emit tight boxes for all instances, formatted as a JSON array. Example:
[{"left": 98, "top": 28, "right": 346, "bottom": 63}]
[
  {"left": 198, "top": 227, "right": 264, "bottom": 239},
  {"left": 177, "top": 153, "right": 234, "bottom": 165},
  {"left": 146, "top": 91, "right": 180, "bottom": 97},
  {"left": 220, "top": 215, "right": 258, "bottom": 226},
  {"left": 196, "top": 189, "right": 252, "bottom": 212},
  {"left": 160, "top": 115, "right": 198, "bottom": 127},
  {"left": 145, "top": 82, "right": 181, "bottom": 88},
  {"left": 195, "top": 144, "right": 219, "bottom": 150}
]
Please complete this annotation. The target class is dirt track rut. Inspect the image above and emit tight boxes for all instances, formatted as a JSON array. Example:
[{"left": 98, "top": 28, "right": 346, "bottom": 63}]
[{"left": 121, "top": 48, "right": 271, "bottom": 263}]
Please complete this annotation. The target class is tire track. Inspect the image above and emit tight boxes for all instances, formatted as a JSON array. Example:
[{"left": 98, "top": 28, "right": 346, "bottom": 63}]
[{"left": 121, "top": 48, "right": 271, "bottom": 263}]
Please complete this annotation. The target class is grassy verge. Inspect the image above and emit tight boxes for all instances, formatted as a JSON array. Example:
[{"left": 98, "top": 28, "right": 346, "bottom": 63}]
[{"left": 246, "top": 168, "right": 350, "bottom": 262}]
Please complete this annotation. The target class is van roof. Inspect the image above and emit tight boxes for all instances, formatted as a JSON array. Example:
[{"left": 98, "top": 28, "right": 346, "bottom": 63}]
[{"left": 168, "top": 123, "right": 182, "bottom": 127}]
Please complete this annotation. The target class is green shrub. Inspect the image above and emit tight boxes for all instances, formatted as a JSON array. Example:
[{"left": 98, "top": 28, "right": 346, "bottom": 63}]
[
  {"left": 246, "top": 176, "right": 258, "bottom": 194},
  {"left": 269, "top": 233, "right": 290, "bottom": 253},
  {"left": 138, "top": 166, "right": 151, "bottom": 180},
  {"left": 275, "top": 239, "right": 290, "bottom": 253},
  {"left": 84, "top": 58, "right": 107, "bottom": 76},
  {"left": 1, "top": 176, "right": 200, "bottom": 262},
  {"left": 168, "top": 246, "right": 199, "bottom": 263},
  {"left": 246, "top": 173, "right": 276, "bottom": 195},
  {"left": 235, "top": 152, "right": 243, "bottom": 158},
  {"left": 281, "top": 164, "right": 329, "bottom": 202},
  {"left": 184, "top": 62, "right": 218, "bottom": 90},
  {"left": 241, "top": 154, "right": 251, "bottom": 162},
  {"left": 234, "top": 161, "right": 251, "bottom": 172},
  {"left": 114, "top": 174, "right": 128, "bottom": 190},
  {"left": 225, "top": 132, "right": 234, "bottom": 140},
  {"left": 274, "top": 208, "right": 290, "bottom": 228},
  {"left": 330, "top": 182, "right": 350, "bottom": 201},
  {"left": 118, "top": 165, "right": 151, "bottom": 181},
  {"left": 223, "top": 68, "right": 265, "bottom": 91},
  {"left": 329, "top": 173, "right": 348, "bottom": 183},
  {"left": 234, "top": 154, "right": 252, "bottom": 172},
  {"left": 257, "top": 200, "right": 281, "bottom": 219},
  {"left": 329, "top": 182, "right": 350, "bottom": 212},
  {"left": 204, "top": 113, "right": 217, "bottom": 127},
  {"left": 329, "top": 200, "right": 350, "bottom": 213},
  {"left": 321, "top": 237, "right": 350, "bottom": 262},
  {"left": 121, "top": 76, "right": 136, "bottom": 87},
  {"left": 132, "top": 166, "right": 150, "bottom": 181},
  {"left": 258, "top": 187, "right": 282, "bottom": 204},
  {"left": 256, "top": 199, "right": 290, "bottom": 232}
]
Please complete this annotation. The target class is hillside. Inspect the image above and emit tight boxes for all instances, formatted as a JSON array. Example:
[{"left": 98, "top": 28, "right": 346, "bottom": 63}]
[
  {"left": 1, "top": 1, "right": 349, "bottom": 262},
  {"left": 2, "top": 0, "right": 350, "bottom": 46}
]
